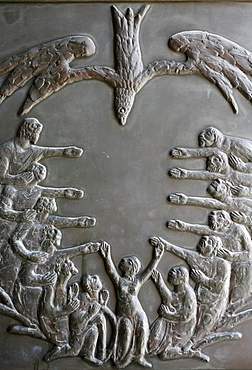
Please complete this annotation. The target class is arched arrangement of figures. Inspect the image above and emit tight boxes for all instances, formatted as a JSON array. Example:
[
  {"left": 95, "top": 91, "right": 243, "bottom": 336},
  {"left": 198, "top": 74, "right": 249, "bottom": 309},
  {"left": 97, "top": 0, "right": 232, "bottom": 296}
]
[
  {"left": 1, "top": 119, "right": 251, "bottom": 368},
  {"left": 150, "top": 127, "right": 252, "bottom": 362}
]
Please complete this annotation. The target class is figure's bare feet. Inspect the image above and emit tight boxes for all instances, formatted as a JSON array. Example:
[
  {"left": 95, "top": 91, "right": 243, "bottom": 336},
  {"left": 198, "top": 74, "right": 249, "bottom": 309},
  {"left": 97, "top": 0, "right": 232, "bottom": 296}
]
[
  {"left": 82, "top": 355, "right": 103, "bottom": 366},
  {"left": 137, "top": 357, "right": 152, "bottom": 368}
]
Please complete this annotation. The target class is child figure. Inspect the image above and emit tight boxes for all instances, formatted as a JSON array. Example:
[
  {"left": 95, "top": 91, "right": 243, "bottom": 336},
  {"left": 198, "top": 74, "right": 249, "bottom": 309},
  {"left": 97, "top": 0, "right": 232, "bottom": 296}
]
[{"left": 100, "top": 241, "right": 164, "bottom": 369}]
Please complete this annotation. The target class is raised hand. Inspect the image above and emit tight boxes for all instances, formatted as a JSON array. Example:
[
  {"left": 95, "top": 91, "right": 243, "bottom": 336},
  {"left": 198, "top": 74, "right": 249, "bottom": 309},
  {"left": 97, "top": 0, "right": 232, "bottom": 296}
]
[
  {"left": 217, "top": 247, "right": 232, "bottom": 260},
  {"left": 67, "top": 297, "right": 80, "bottom": 314},
  {"left": 63, "top": 188, "right": 84, "bottom": 199},
  {"left": 169, "top": 167, "right": 187, "bottom": 179},
  {"left": 99, "top": 289, "right": 109, "bottom": 306},
  {"left": 230, "top": 210, "right": 247, "bottom": 224},
  {"left": 88, "top": 301, "right": 100, "bottom": 317},
  {"left": 168, "top": 192, "right": 188, "bottom": 204},
  {"left": 152, "top": 269, "right": 162, "bottom": 284},
  {"left": 41, "top": 271, "right": 57, "bottom": 285},
  {"left": 170, "top": 147, "right": 188, "bottom": 158},
  {"left": 21, "top": 209, "right": 37, "bottom": 222},
  {"left": 229, "top": 153, "right": 246, "bottom": 172},
  {"left": 167, "top": 219, "right": 186, "bottom": 231},
  {"left": 191, "top": 268, "right": 206, "bottom": 284},
  {"left": 100, "top": 241, "right": 111, "bottom": 259},
  {"left": 154, "top": 242, "right": 164, "bottom": 259},
  {"left": 17, "top": 171, "right": 35, "bottom": 185},
  {"left": 62, "top": 146, "right": 83, "bottom": 158},
  {"left": 86, "top": 242, "right": 101, "bottom": 254},
  {"left": 78, "top": 216, "right": 96, "bottom": 228}
]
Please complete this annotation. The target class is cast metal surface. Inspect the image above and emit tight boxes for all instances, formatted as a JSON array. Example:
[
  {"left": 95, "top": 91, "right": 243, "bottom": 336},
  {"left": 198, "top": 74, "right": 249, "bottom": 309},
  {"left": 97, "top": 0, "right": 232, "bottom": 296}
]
[
  {"left": 1, "top": 2, "right": 252, "bottom": 370},
  {"left": 1, "top": 5, "right": 252, "bottom": 125}
]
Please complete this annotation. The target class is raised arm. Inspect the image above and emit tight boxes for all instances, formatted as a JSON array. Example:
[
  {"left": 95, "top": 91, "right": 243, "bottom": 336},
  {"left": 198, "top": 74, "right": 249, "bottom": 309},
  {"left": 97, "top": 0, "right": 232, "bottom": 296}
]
[
  {"left": 217, "top": 247, "right": 249, "bottom": 262},
  {"left": 169, "top": 167, "right": 226, "bottom": 181},
  {"left": 149, "top": 236, "right": 194, "bottom": 264},
  {"left": 168, "top": 193, "right": 227, "bottom": 210},
  {"left": 56, "top": 241, "right": 100, "bottom": 260},
  {"left": 32, "top": 145, "right": 83, "bottom": 160},
  {"left": 152, "top": 269, "right": 172, "bottom": 303},
  {"left": 170, "top": 147, "right": 218, "bottom": 159},
  {"left": 100, "top": 242, "right": 120, "bottom": 286},
  {"left": 139, "top": 243, "right": 164, "bottom": 285},
  {"left": 167, "top": 219, "right": 211, "bottom": 235},
  {"left": 37, "top": 185, "right": 84, "bottom": 199},
  {"left": 229, "top": 153, "right": 252, "bottom": 173},
  {"left": 47, "top": 215, "right": 96, "bottom": 229}
]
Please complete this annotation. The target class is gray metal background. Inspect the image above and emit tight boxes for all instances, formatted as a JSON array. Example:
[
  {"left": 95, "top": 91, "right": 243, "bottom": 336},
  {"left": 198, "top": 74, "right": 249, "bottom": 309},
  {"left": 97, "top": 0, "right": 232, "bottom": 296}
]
[{"left": 0, "top": 2, "right": 252, "bottom": 369}]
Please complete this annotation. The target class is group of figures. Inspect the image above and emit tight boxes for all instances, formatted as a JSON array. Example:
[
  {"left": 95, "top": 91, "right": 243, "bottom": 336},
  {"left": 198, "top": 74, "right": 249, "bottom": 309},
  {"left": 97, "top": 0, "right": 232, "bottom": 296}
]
[
  {"left": 1, "top": 119, "right": 252, "bottom": 368},
  {"left": 0, "top": 116, "right": 183, "bottom": 368},
  {"left": 152, "top": 126, "right": 252, "bottom": 361}
]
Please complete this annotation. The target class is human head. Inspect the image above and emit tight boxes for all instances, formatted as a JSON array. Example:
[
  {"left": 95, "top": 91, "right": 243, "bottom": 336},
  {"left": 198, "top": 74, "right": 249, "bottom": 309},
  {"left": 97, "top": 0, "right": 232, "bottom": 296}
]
[
  {"left": 18, "top": 118, "right": 43, "bottom": 144},
  {"left": 207, "top": 179, "right": 233, "bottom": 201},
  {"left": 35, "top": 197, "right": 57, "bottom": 214},
  {"left": 209, "top": 210, "right": 232, "bottom": 231},
  {"left": 82, "top": 274, "right": 102, "bottom": 294},
  {"left": 206, "top": 152, "right": 229, "bottom": 173},
  {"left": 55, "top": 258, "right": 78, "bottom": 277},
  {"left": 197, "top": 235, "right": 222, "bottom": 256},
  {"left": 198, "top": 127, "right": 223, "bottom": 148},
  {"left": 119, "top": 255, "right": 141, "bottom": 276},
  {"left": 41, "top": 225, "right": 62, "bottom": 255},
  {"left": 168, "top": 265, "right": 189, "bottom": 285}
]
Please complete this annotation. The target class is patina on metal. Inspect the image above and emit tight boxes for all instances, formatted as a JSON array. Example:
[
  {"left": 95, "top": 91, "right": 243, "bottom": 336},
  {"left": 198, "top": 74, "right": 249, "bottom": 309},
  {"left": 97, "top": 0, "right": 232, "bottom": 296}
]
[{"left": 1, "top": 2, "right": 252, "bottom": 370}]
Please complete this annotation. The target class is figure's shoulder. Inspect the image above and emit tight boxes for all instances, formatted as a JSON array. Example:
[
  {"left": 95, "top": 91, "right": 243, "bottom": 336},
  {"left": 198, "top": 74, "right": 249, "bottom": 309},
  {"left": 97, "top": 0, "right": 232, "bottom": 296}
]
[{"left": 0, "top": 139, "right": 15, "bottom": 156}]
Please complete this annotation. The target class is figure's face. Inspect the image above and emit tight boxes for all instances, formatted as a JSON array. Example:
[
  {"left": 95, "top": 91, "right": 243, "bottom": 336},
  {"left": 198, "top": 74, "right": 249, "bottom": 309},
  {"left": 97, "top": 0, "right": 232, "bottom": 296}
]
[
  {"left": 119, "top": 256, "right": 139, "bottom": 276},
  {"left": 26, "top": 119, "right": 43, "bottom": 144},
  {"left": 207, "top": 179, "right": 230, "bottom": 200},
  {"left": 60, "top": 259, "right": 78, "bottom": 276},
  {"left": 168, "top": 268, "right": 180, "bottom": 285},
  {"left": 89, "top": 275, "right": 102, "bottom": 290},
  {"left": 197, "top": 236, "right": 215, "bottom": 256},
  {"left": 209, "top": 211, "right": 229, "bottom": 231},
  {"left": 199, "top": 129, "right": 216, "bottom": 147},
  {"left": 206, "top": 154, "right": 227, "bottom": 173}
]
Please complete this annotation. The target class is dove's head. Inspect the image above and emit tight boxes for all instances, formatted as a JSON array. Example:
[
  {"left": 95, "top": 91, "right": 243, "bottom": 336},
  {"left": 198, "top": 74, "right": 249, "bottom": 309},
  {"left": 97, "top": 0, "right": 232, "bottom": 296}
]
[
  {"left": 168, "top": 33, "right": 190, "bottom": 53},
  {"left": 114, "top": 88, "right": 136, "bottom": 125},
  {"left": 68, "top": 36, "right": 96, "bottom": 58}
]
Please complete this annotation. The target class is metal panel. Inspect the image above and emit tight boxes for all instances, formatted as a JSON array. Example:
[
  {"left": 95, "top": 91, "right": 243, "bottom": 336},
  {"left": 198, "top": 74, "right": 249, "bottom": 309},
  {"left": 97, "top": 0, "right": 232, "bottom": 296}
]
[{"left": 0, "top": 2, "right": 252, "bottom": 369}]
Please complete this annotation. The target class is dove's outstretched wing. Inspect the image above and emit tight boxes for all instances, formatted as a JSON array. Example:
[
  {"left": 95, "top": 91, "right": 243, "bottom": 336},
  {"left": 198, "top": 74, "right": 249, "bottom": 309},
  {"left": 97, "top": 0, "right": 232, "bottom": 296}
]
[
  {"left": 139, "top": 30, "right": 252, "bottom": 114},
  {"left": 0, "top": 35, "right": 118, "bottom": 115}
]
